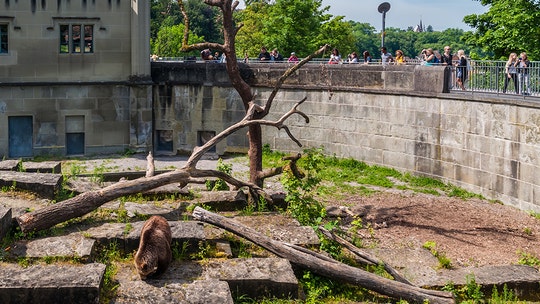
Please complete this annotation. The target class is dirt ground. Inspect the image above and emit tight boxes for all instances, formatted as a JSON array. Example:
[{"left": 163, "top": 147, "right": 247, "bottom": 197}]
[{"left": 334, "top": 190, "right": 540, "bottom": 268}]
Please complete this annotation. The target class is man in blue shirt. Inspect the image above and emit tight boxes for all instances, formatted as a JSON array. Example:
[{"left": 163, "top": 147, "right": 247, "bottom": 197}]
[{"left": 380, "top": 47, "right": 393, "bottom": 65}]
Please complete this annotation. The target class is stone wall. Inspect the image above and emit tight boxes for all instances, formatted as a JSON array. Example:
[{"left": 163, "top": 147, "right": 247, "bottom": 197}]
[
  {"left": 0, "top": 84, "right": 152, "bottom": 157},
  {"left": 152, "top": 62, "right": 540, "bottom": 212}
]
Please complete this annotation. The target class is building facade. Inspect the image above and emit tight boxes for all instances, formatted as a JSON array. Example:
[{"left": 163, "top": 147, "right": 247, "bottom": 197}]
[{"left": 0, "top": 0, "right": 152, "bottom": 158}]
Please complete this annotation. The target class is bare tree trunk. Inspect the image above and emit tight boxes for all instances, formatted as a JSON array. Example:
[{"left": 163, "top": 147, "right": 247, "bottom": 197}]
[{"left": 192, "top": 206, "right": 455, "bottom": 304}]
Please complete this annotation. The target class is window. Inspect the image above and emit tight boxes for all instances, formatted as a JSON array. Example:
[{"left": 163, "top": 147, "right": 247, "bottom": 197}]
[
  {"left": 0, "top": 24, "right": 7, "bottom": 54},
  {"left": 60, "top": 24, "right": 93, "bottom": 54}
]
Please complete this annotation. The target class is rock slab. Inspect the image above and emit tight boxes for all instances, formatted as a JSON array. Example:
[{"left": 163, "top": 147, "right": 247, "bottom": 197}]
[{"left": 0, "top": 263, "right": 106, "bottom": 304}]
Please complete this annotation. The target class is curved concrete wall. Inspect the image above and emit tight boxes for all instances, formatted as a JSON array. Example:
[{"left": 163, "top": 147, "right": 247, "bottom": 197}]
[{"left": 151, "top": 63, "right": 540, "bottom": 212}]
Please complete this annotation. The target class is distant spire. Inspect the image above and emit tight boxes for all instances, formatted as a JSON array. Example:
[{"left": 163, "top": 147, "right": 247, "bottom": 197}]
[{"left": 413, "top": 19, "right": 424, "bottom": 32}]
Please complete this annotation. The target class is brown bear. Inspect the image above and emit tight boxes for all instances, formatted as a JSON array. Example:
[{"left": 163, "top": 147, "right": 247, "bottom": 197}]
[{"left": 134, "top": 215, "right": 172, "bottom": 280}]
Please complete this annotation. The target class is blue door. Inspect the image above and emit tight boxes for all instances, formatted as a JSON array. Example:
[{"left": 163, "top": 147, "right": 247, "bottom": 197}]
[{"left": 8, "top": 116, "right": 33, "bottom": 158}]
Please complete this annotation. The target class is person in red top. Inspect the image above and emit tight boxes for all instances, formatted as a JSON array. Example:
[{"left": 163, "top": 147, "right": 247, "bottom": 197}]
[{"left": 288, "top": 52, "right": 299, "bottom": 63}]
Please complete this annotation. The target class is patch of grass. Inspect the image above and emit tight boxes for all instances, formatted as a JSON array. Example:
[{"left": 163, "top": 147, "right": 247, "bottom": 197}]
[
  {"left": 172, "top": 241, "right": 191, "bottom": 260},
  {"left": 95, "top": 241, "right": 131, "bottom": 303},
  {"left": 447, "top": 186, "right": 485, "bottom": 200},
  {"left": 205, "top": 158, "right": 232, "bottom": 191},
  {"left": 517, "top": 250, "right": 540, "bottom": 267},
  {"left": 423, "top": 241, "right": 452, "bottom": 269},
  {"left": 443, "top": 274, "right": 484, "bottom": 303},
  {"left": 299, "top": 270, "right": 374, "bottom": 304}
]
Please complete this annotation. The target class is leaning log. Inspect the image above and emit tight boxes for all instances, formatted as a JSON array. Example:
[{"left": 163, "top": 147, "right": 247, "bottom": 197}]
[
  {"left": 16, "top": 168, "right": 258, "bottom": 233},
  {"left": 192, "top": 206, "right": 455, "bottom": 304},
  {"left": 318, "top": 226, "right": 412, "bottom": 285}
]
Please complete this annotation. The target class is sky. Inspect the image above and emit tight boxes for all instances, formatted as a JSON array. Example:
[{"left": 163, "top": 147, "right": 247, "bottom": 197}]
[{"left": 320, "top": 0, "right": 489, "bottom": 31}]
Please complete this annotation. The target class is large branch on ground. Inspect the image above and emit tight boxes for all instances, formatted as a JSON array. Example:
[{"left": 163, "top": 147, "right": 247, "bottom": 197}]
[
  {"left": 192, "top": 207, "right": 455, "bottom": 304},
  {"left": 318, "top": 226, "right": 411, "bottom": 285},
  {"left": 15, "top": 167, "right": 259, "bottom": 233}
]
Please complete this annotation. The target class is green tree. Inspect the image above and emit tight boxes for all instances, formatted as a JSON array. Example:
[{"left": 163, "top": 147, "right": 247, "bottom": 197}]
[
  {"left": 463, "top": 0, "right": 540, "bottom": 59},
  {"left": 152, "top": 23, "right": 204, "bottom": 57},
  {"left": 315, "top": 16, "right": 356, "bottom": 57},
  {"left": 151, "top": 0, "right": 222, "bottom": 51},
  {"left": 234, "top": 1, "right": 270, "bottom": 58},
  {"left": 184, "top": 0, "right": 223, "bottom": 43},
  {"left": 235, "top": 0, "right": 354, "bottom": 58},
  {"left": 349, "top": 21, "right": 378, "bottom": 58}
]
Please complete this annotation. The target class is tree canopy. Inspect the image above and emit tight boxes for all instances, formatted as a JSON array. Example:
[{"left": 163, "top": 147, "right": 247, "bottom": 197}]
[
  {"left": 149, "top": 0, "right": 491, "bottom": 61},
  {"left": 234, "top": 0, "right": 355, "bottom": 59},
  {"left": 463, "top": 0, "right": 540, "bottom": 59}
]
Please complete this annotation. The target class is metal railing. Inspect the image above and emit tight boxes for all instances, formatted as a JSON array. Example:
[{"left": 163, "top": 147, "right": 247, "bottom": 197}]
[{"left": 449, "top": 60, "right": 540, "bottom": 96}]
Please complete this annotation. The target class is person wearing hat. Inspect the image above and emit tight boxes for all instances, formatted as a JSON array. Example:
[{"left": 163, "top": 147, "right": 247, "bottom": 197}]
[{"left": 288, "top": 52, "right": 299, "bottom": 63}]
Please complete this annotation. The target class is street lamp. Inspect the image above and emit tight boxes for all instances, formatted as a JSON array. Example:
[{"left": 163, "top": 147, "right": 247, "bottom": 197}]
[{"left": 377, "top": 2, "right": 391, "bottom": 48}]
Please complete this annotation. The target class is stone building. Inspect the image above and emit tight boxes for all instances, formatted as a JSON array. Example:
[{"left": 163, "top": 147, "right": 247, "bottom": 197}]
[{"left": 0, "top": 0, "right": 151, "bottom": 158}]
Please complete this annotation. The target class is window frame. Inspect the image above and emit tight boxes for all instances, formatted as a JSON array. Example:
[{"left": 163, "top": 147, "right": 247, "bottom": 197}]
[
  {"left": 0, "top": 23, "right": 8, "bottom": 54},
  {"left": 59, "top": 23, "right": 94, "bottom": 54}
]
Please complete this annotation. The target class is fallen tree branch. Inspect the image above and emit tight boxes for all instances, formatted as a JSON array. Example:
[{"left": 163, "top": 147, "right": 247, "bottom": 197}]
[
  {"left": 192, "top": 207, "right": 455, "bottom": 303},
  {"left": 318, "top": 226, "right": 412, "bottom": 285}
]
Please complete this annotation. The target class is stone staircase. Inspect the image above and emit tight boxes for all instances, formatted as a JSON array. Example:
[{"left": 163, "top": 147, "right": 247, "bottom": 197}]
[{"left": 0, "top": 199, "right": 316, "bottom": 304}]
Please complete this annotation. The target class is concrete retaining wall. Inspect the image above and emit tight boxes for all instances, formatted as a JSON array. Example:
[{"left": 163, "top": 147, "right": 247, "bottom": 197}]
[{"left": 152, "top": 63, "right": 540, "bottom": 212}]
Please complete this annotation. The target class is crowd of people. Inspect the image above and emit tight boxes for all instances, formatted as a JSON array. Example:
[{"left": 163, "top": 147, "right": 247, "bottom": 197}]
[{"left": 195, "top": 45, "right": 532, "bottom": 94}]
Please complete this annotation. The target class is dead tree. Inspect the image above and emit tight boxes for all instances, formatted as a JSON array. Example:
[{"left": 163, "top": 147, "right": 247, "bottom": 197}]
[
  {"left": 177, "top": 0, "right": 329, "bottom": 187},
  {"left": 192, "top": 206, "right": 455, "bottom": 304},
  {"left": 16, "top": 100, "right": 309, "bottom": 233}
]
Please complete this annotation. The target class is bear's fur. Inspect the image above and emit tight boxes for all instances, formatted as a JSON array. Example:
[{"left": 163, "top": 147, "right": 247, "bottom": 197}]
[{"left": 134, "top": 215, "right": 172, "bottom": 280}]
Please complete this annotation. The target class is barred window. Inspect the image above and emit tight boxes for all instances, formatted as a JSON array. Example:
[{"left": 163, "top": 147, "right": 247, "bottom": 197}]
[
  {"left": 60, "top": 24, "right": 93, "bottom": 54},
  {"left": 0, "top": 24, "right": 7, "bottom": 54}
]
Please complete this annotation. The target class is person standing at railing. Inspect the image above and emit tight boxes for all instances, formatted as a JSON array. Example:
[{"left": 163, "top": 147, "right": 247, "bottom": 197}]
[
  {"left": 270, "top": 48, "right": 284, "bottom": 62},
  {"left": 258, "top": 47, "right": 271, "bottom": 61},
  {"left": 455, "top": 50, "right": 468, "bottom": 90},
  {"left": 288, "top": 52, "right": 299, "bottom": 63},
  {"left": 380, "top": 47, "right": 393, "bottom": 65},
  {"left": 394, "top": 50, "right": 405, "bottom": 65},
  {"left": 421, "top": 48, "right": 437, "bottom": 66},
  {"left": 363, "top": 51, "right": 372, "bottom": 64},
  {"left": 516, "top": 52, "right": 531, "bottom": 95},
  {"left": 503, "top": 52, "right": 519, "bottom": 94},
  {"left": 441, "top": 46, "right": 453, "bottom": 66},
  {"left": 328, "top": 48, "right": 342, "bottom": 64},
  {"left": 348, "top": 52, "right": 359, "bottom": 63}
]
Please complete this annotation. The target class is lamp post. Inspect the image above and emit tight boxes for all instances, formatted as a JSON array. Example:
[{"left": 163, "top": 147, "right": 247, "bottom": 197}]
[{"left": 377, "top": 2, "right": 391, "bottom": 48}]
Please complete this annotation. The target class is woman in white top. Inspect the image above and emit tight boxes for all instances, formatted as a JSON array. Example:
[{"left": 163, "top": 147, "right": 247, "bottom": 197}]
[{"left": 328, "top": 48, "right": 342, "bottom": 64}]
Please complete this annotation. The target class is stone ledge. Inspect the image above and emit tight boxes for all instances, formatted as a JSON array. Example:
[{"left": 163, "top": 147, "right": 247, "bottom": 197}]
[
  {"left": 0, "top": 171, "right": 62, "bottom": 199},
  {"left": 114, "top": 258, "right": 297, "bottom": 302},
  {"left": 8, "top": 233, "right": 95, "bottom": 261},
  {"left": 85, "top": 221, "right": 206, "bottom": 253},
  {"left": 0, "top": 263, "right": 106, "bottom": 304},
  {"left": 22, "top": 161, "right": 62, "bottom": 174}
]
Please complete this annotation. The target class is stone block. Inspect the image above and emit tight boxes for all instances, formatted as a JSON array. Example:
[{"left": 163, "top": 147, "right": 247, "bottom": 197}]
[
  {"left": 8, "top": 233, "right": 95, "bottom": 261},
  {"left": 204, "top": 258, "right": 299, "bottom": 300},
  {"left": 85, "top": 221, "right": 206, "bottom": 253},
  {"left": 0, "top": 263, "right": 106, "bottom": 304},
  {"left": 425, "top": 265, "right": 540, "bottom": 301},
  {"left": 114, "top": 261, "right": 234, "bottom": 304},
  {"left": 0, "top": 206, "right": 12, "bottom": 241},
  {"left": 0, "top": 171, "right": 62, "bottom": 199},
  {"left": 0, "top": 160, "right": 20, "bottom": 171},
  {"left": 22, "top": 161, "right": 62, "bottom": 174},
  {"left": 123, "top": 258, "right": 298, "bottom": 301},
  {"left": 194, "top": 190, "right": 248, "bottom": 211}
]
